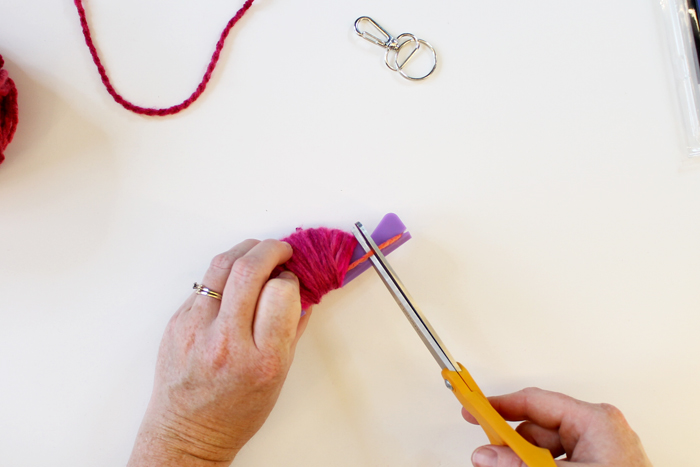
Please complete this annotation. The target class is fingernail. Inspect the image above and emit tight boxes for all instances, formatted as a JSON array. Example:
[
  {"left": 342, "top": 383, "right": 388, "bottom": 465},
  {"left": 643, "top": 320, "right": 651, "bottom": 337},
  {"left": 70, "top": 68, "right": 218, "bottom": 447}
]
[
  {"left": 276, "top": 270, "right": 297, "bottom": 281},
  {"left": 472, "top": 447, "right": 498, "bottom": 467}
]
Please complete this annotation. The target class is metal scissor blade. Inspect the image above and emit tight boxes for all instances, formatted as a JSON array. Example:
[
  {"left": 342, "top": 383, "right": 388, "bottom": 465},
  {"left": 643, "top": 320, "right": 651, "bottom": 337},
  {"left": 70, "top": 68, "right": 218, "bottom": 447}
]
[{"left": 352, "top": 222, "right": 459, "bottom": 372}]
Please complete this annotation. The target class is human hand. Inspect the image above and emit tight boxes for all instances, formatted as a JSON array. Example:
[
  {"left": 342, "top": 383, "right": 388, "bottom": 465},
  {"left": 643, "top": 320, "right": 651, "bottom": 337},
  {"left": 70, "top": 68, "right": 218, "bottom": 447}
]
[
  {"left": 462, "top": 387, "right": 653, "bottom": 467},
  {"left": 128, "top": 239, "right": 310, "bottom": 467}
]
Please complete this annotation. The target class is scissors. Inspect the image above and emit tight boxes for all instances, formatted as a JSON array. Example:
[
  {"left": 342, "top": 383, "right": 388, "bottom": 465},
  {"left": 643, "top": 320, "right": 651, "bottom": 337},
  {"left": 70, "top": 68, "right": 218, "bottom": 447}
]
[{"left": 352, "top": 222, "right": 557, "bottom": 467}]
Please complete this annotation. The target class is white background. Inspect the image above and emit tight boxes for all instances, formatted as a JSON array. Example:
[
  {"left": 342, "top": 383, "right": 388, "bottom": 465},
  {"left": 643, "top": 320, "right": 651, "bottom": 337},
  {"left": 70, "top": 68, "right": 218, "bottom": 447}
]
[{"left": 0, "top": 0, "right": 698, "bottom": 466}]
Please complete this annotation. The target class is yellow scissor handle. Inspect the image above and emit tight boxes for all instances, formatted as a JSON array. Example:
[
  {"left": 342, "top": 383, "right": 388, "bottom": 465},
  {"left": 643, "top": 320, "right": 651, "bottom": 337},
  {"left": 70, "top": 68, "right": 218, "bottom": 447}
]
[{"left": 442, "top": 363, "right": 557, "bottom": 467}]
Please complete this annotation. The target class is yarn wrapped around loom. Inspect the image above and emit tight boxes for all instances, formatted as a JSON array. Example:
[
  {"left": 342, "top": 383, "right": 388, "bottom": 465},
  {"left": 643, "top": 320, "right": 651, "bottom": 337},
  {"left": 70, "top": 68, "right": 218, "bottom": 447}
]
[
  {"left": 0, "top": 55, "right": 18, "bottom": 165},
  {"left": 278, "top": 228, "right": 358, "bottom": 310},
  {"left": 277, "top": 218, "right": 409, "bottom": 310}
]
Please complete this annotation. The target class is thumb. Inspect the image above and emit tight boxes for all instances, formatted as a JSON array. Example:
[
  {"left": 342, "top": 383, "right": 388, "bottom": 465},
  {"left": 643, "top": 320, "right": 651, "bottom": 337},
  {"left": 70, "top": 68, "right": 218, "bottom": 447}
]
[
  {"left": 472, "top": 446, "right": 526, "bottom": 467},
  {"left": 253, "top": 271, "right": 301, "bottom": 352}
]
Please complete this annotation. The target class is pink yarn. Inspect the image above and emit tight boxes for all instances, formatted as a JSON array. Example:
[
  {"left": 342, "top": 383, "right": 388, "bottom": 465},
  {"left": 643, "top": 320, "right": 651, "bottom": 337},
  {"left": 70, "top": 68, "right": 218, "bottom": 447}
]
[
  {"left": 0, "top": 55, "right": 19, "bottom": 165},
  {"left": 278, "top": 227, "right": 358, "bottom": 310},
  {"left": 73, "top": 0, "right": 255, "bottom": 116}
]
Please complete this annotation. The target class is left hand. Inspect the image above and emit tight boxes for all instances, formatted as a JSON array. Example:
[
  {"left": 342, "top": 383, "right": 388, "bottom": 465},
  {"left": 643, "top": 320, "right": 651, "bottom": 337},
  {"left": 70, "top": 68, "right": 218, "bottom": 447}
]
[{"left": 128, "top": 239, "right": 310, "bottom": 467}]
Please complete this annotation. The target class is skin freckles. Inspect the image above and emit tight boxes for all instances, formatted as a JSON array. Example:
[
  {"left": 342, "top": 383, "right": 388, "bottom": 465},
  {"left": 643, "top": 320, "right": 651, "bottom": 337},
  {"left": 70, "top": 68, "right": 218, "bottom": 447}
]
[
  {"left": 127, "top": 239, "right": 307, "bottom": 467},
  {"left": 207, "top": 332, "right": 232, "bottom": 373}
]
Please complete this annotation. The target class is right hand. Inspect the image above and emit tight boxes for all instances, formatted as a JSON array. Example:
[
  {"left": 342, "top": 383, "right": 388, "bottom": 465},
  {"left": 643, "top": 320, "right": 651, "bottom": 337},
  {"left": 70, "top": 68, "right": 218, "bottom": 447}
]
[{"left": 462, "top": 387, "right": 654, "bottom": 467}]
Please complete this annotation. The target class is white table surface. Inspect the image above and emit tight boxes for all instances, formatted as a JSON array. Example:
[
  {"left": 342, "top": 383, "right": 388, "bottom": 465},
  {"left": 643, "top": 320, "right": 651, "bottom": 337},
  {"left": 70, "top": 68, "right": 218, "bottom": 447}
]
[{"left": 1, "top": 1, "right": 698, "bottom": 466}]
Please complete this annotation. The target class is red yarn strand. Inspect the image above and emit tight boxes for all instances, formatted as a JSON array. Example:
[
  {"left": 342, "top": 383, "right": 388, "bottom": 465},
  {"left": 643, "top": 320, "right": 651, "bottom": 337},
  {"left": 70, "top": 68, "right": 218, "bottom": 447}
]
[
  {"left": 73, "top": 0, "right": 255, "bottom": 116},
  {"left": 346, "top": 233, "right": 404, "bottom": 272}
]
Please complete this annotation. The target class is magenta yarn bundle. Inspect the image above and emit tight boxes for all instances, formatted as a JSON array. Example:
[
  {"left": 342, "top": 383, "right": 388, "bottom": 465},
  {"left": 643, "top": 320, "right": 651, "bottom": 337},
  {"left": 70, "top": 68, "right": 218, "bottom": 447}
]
[
  {"left": 278, "top": 227, "right": 358, "bottom": 310},
  {"left": 0, "top": 55, "right": 19, "bottom": 165}
]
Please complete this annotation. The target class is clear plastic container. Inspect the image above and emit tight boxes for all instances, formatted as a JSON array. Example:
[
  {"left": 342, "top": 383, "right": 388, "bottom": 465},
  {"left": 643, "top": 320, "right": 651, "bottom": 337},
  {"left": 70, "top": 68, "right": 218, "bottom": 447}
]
[{"left": 660, "top": 0, "right": 700, "bottom": 157}]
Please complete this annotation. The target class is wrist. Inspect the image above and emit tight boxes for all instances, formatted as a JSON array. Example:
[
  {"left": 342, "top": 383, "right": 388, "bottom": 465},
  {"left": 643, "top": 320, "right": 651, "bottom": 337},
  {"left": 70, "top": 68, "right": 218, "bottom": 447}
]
[
  {"left": 128, "top": 444, "right": 236, "bottom": 467},
  {"left": 128, "top": 408, "right": 241, "bottom": 467}
]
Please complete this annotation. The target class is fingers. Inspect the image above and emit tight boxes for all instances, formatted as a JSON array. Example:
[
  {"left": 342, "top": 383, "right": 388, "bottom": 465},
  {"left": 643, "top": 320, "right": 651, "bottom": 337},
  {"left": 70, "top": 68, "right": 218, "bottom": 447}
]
[
  {"left": 472, "top": 445, "right": 566, "bottom": 467},
  {"left": 472, "top": 446, "right": 528, "bottom": 467},
  {"left": 218, "top": 239, "right": 294, "bottom": 335},
  {"left": 203, "top": 240, "right": 261, "bottom": 293},
  {"left": 462, "top": 407, "right": 478, "bottom": 424},
  {"left": 466, "top": 389, "right": 653, "bottom": 467},
  {"left": 253, "top": 270, "right": 302, "bottom": 352},
  {"left": 461, "top": 387, "right": 579, "bottom": 428},
  {"left": 461, "top": 388, "right": 579, "bottom": 429},
  {"left": 462, "top": 389, "right": 572, "bottom": 462},
  {"left": 193, "top": 239, "right": 260, "bottom": 320},
  {"left": 516, "top": 421, "right": 565, "bottom": 458},
  {"left": 462, "top": 402, "right": 565, "bottom": 457},
  {"left": 487, "top": 387, "right": 584, "bottom": 430}
]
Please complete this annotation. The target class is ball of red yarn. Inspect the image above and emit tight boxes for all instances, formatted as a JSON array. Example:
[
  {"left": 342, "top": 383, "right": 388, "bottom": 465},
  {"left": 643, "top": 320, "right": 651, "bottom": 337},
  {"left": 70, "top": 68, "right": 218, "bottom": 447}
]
[
  {"left": 279, "top": 227, "right": 358, "bottom": 310},
  {"left": 0, "top": 55, "right": 18, "bottom": 165}
]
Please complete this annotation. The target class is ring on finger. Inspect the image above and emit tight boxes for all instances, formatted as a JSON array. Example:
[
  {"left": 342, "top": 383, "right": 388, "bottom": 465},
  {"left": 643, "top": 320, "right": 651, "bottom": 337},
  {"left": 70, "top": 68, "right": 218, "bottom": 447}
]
[{"left": 193, "top": 282, "right": 223, "bottom": 301}]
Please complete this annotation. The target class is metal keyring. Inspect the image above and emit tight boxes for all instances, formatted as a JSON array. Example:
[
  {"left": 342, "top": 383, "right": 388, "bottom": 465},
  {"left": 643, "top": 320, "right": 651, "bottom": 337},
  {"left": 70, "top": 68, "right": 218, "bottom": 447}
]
[
  {"left": 393, "top": 36, "right": 437, "bottom": 81},
  {"left": 354, "top": 16, "right": 437, "bottom": 81},
  {"left": 384, "top": 33, "right": 420, "bottom": 72}
]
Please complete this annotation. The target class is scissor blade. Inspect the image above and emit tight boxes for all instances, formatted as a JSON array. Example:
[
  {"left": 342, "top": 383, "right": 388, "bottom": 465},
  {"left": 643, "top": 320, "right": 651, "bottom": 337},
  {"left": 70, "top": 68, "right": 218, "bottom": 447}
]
[{"left": 352, "top": 222, "right": 459, "bottom": 372}]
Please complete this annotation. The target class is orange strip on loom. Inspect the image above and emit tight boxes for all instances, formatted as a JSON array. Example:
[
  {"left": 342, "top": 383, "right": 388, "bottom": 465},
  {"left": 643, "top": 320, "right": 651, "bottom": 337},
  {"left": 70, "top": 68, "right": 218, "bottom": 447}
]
[{"left": 346, "top": 233, "right": 404, "bottom": 272}]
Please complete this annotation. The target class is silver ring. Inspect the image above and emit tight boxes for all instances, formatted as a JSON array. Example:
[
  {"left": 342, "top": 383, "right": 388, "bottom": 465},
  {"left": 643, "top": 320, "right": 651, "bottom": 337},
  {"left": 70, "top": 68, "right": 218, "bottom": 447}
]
[
  {"left": 395, "top": 37, "right": 437, "bottom": 81},
  {"left": 384, "top": 33, "right": 420, "bottom": 72},
  {"left": 193, "top": 282, "right": 222, "bottom": 301}
]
